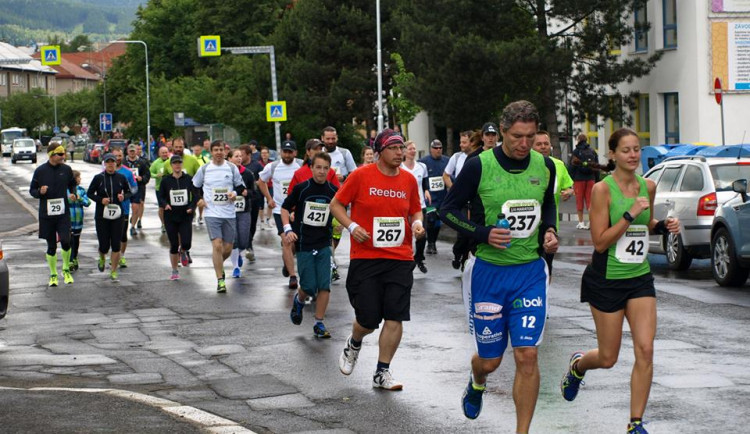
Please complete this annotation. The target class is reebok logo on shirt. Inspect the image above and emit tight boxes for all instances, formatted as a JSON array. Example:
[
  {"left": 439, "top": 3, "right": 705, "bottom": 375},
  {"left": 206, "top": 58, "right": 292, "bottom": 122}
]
[{"left": 369, "top": 187, "right": 406, "bottom": 199}]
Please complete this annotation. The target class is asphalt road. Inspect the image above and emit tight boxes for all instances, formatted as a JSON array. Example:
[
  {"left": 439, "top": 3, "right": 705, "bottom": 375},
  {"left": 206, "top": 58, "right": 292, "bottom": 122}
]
[{"left": 1, "top": 154, "right": 749, "bottom": 433}]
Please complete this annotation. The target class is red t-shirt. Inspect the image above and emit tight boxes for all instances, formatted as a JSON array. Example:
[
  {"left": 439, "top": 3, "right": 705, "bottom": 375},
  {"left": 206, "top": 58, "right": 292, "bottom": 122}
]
[
  {"left": 288, "top": 164, "right": 340, "bottom": 195},
  {"left": 335, "top": 163, "right": 421, "bottom": 261}
]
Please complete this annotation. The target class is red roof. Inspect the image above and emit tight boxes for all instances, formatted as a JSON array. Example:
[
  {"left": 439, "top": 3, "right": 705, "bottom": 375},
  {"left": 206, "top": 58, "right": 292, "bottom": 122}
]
[
  {"left": 30, "top": 42, "right": 126, "bottom": 78},
  {"left": 31, "top": 52, "right": 100, "bottom": 80}
]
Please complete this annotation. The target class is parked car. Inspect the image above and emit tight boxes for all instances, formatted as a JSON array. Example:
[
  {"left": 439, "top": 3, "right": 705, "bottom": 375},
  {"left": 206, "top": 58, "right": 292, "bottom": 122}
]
[
  {"left": 10, "top": 137, "right": 37, "bottom": 164},
  {"left": 105, "top": 139, "right": 128, "bottom": 153},
  {"left": 0, "top": 241, "right": 9, "bottom": 319},
  {"left": 710, "top": 179, "right": 750, "bottom": 286},
  {"left": 49, "top": 134, "right": 70, "bottom": 150},
  {"left": 84, "top": 143, "right": 105, "bottom": 164},
  {"left": 643, "top": 156, "right": 750, "bottom": 269}
]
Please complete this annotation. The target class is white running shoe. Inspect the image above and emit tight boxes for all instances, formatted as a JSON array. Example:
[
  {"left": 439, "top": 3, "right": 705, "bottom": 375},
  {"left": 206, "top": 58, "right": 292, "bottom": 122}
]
[
  {"left": 576, "top": 222, "right": 586, "bottom": 230},
  {"left": 339, "top": 335, "right": 360, "bottom": 375},
  {"left": 372, "top": 368, "right": 403, "bottom": 391},
  {"left": 584, "top": 221, "right": 590, "bottom": 229}
]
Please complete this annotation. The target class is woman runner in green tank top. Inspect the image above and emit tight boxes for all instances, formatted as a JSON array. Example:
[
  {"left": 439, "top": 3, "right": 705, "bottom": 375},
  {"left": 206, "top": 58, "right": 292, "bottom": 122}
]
[{"left": 559, "top": 128, "right": 680, "bottom": 434}]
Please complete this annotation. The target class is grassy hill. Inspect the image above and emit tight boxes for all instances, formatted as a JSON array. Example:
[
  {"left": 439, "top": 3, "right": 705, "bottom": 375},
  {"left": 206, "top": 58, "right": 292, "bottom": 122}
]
[{"left": 0, "top": 0, "right": 143, "bottom": 45}]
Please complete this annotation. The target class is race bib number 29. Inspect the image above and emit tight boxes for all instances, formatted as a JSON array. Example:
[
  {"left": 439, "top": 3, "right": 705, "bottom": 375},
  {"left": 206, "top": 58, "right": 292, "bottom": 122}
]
[
  {"left": 47, "top": 198, "right": 65, "bottom": 216},
  {"left": 372, "top": 217, "right": 405, "bottom": 248}
]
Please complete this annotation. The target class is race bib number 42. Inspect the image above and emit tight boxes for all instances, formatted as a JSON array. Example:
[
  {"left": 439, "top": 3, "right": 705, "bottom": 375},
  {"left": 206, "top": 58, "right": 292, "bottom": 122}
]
[
  {"left": 47, "top": 198, "right": 65, "bottom": 216},
  {"left": 615, "top": 225, "right": 649, "bottom": 263},
  {"left": 501, "top": 199, "right": 541, "bottom": 238},
  {"left": 303, "top": 201, "right": 330, "bottom": 227},
  {"left": 372, "top": 217, "right": 405, "bottom": 248},
  {"left": 234, "top": 196, "right": 246, "bottom": 212},
  {"left": 213, "top": 187, "right": 229, "bottom": 204}
]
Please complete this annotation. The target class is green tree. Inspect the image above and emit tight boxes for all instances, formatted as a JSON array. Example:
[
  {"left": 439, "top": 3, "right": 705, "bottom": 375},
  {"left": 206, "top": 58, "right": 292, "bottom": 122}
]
[
  {"left": 0, "top": 89, "right": 52, "bottom": 134},
  {"left": 388, "top": 52, "right": 421, "bottom": 139},
  {"left": 57, "top": 88, "right": 101, "bottom": 130}
]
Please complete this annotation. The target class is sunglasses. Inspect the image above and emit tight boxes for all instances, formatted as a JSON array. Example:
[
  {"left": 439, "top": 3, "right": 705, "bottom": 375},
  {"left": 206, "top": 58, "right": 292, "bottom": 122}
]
[{"left": 53, "top": 153, "right": 65, "bottom": 156}]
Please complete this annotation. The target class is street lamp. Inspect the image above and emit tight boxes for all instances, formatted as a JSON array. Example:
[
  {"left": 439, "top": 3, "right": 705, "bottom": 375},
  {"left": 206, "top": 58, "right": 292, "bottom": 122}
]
[
  {"left": 82, "top": 62, "right": 106, "bottom": 113},
  {"left": 376, "top": 0, "right": 384, "bottom": 132},
  {"left": 109, "top": 39, "right": 150, "bottom": 159}
]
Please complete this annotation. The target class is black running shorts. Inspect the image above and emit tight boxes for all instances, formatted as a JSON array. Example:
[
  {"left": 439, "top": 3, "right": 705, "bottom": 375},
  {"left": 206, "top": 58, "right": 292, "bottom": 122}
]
[
  {"left": 580, "top": 265, "right": 655, "bottom": 313},
  {"left": 346, "top": 259, "right": 415, "bottom": 330}
]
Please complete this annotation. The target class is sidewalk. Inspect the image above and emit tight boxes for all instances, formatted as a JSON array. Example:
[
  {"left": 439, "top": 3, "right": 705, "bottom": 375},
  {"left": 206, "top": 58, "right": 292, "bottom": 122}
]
[{"left": 0, "top": 177, "right": 37, "bottom": 238}]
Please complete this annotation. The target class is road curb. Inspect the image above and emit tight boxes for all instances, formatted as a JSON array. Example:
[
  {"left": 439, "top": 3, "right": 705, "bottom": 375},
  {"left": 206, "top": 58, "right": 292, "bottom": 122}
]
[
  {"left": 0, "top": 177, "right": 38, "bottom": 238},
  {"left": 0, "top": 386, "right": 257, "bottom": 433}
]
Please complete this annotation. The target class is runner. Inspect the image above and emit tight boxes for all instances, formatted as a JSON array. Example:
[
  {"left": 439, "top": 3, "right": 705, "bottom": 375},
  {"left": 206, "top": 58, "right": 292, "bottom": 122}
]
[
  {"left": 281, "top": 151, "right": 338, "bottom": 338},
  {"left": 287, "top": 139, "right": 340, "bottom": 194},
  {"left": 159, "top": 155, "right": 199, "bottom": 280},
  {"left": 360, "top": 146, "right": 374, "bottom": 166},
  {"left": 332, "top": 128, "right": 424, "bottom": 390},
  {"left": 560, "top": 128, "right": 680, "bottom": 434},
  {"left": 150, "top": 146, "right": 171, "bottom": 232},
  {"left": 228, "top": 149, "right": 255, "bottom": 278},
  {"left": 67, "top": 170, "right": 91, "bottom": 272},
  {"left": 112, "top": 148, "right": 138, "bottom": 269},
  {"left": 257, "top": 140, "right": 303, "bottom": 289},
  {"left": 123, "top": 144, "right": 151, "bottom": 235},
  {"left": 532, "top": 130, "right": 574, "bottom": 274},
  {"left": 192, "top": 140, "right": 246, "bottom": 293},
  {"left": 400, "top": 140, "right": 430, "bottom": 273},
  {"left": 87, "top": 153, "right": 133, "bottom": 281},
  {"left": 443, "top": 131, "right": 471, "bottom": 189},
  {"left": 258, "top": 146, "right": 274, "bottom": 229},
  {"left": 419, "top": 139, "right": 449, "bottom": 255},
  {"left": 439, "top": 101, "right": 559, "bottom": 432},
  {"left": 29, "top": 143, "right": 78, "bottom": 286}
]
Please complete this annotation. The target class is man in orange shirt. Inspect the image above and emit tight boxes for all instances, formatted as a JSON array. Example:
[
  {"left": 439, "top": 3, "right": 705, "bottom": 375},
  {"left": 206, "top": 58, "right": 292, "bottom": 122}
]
[{"left": 330, "top": 129, "right": 425, "bottom": 391}]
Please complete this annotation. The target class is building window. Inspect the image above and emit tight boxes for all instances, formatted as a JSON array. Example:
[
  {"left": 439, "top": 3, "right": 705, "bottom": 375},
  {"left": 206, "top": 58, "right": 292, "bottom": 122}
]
[
  {"left": 663, "top": 0, "right": 677, "bottom": 48},
  {"left": 0, "top": 74, "right": 6, "bottom": 86},
  {"left": 634, "top": 94, "right": 651, "bottom": 147},
  {"left": 11, "top": 73, "right": 20, "bottom": 86},
  {"left": 634, "top": 5, "right": 648, "bottom": 52},
  {"left": 664, "top": 92, "right": 679, "bottom": 144},
  {"left": 585, "top": 115, "right": 599, "bottom": 149}
]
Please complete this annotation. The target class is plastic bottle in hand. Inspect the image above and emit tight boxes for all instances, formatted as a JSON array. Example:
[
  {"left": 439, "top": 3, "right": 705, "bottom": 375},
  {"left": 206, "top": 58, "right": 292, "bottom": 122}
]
[{"left": 495, "top": 213, "right": 511, "bottom": 248}]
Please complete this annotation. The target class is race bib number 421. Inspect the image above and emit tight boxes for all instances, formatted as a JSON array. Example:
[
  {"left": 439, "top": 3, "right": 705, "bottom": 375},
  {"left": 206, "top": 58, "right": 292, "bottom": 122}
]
[
  {"left": 303, "top": 201, "right": 329, "bottom": 227},
  {"left": 501, "top": 199, "right": 541, "bottom": 238},
  {"left": 372, "top": 217, "right": 405, "bottom": 248}
]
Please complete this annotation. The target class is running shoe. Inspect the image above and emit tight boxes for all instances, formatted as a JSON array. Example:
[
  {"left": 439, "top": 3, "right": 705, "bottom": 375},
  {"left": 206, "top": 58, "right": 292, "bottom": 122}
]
[
  {"left": 627, "top": 421, "right": 649, "bottom": 434},
  {"left": 331, "top": 267, "right": 340, "bottom": 281},
  {"left": 461, "top": 377, "right": 485, "bottom": 419},
  {"left": 129, "top": 227, "right": 137, "bottom": 236},
  {"left": 339, "top": 335, "right": 361, "bottom": 375},
  {"left": 290, "top": 295, "right": 304, "bottom": 325},
  {"left": 137, "top": 220, "right": 142, "bottom": 229},
  {"left": 97, "top": 257, "right": 105, "bottom": 272},
  {"left": 62, "top": 269, "right": 74, "bottom": 285},
  {"left": 313, "top": 322, "right": 331, "bottom": 339},
  {"left": 373, "top": 368, "right": 403, "bottom": 391},
  {"left": 48, "top": 274, "right": 58, "bottom": 287},
  {"left": 187, "top": 251, "right": 193, "bottom": 264},
  {"left": 416, "top": 261, "right": 427, "bottom": 273},
  {"left": 451, "top": 257, "right": 461, "bottom": 270},
  {"left": 282, "top": 265, "right": 290, "bottom": 277},
  {"left": 217, "top": 278, "right": 227, "bottom": 293},
  {"left": 199, "top": 218, "right": 204, "bottom": 225},
  {"left": 110, "top": 270, "right": 119, "bottom": 281},
  {"left": 180, "top": 251, "right": 189, "bottom": 267},
  {"left": 427, "top": 243, "right": 437, "bottom": 255},
  {"left": 288, "top": 275, "right": 298, "bottom": 290},
  {"left": 561, "top": 352, "right": 585, "bottom": 401},
  {"left": 170, "top": 270, "right": 180, "bottom": 280},
  {"left": 70, "top": 258, "right": 79, "bottom": 272},
  {"left": 245, "top": 248, "right": 255, "bottom": 261},
  {"left": 232, "top": 267, "right": 241, "bottom": 279},
  {"left": 576, "top": 222, "right": 586, "bottom": 230},
  {"left": 161, "top": 225, "right": 166, "bottom": 233},
  {"left": 238, "top": 255, "right": 243, "bottom": 268},
  {"left": 119, "top": 257, "right": 128, "bottom": 268}
]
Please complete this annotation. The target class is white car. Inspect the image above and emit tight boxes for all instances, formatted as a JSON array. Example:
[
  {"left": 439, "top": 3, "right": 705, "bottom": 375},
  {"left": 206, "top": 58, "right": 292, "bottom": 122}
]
[{"left": 11, "top": 138, "right": 37, "bottom": 164}]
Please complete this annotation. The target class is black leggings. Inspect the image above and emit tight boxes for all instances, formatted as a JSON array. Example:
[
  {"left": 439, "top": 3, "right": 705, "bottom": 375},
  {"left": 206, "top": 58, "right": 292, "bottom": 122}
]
[
  {"left": 95, "top": 217, "right": 124, "bottom": 254},
  {"left": 165, "top": 219, "right": 192, "bottom": 254},
  {"left": 71, "top": 229, "right": 82, "bottom": 260},
  {"left": 249, "top": 200, "right": 261, "bottom": 249},
  {"left": 40, "top": 218, "right": 71, "bottom": 255}
]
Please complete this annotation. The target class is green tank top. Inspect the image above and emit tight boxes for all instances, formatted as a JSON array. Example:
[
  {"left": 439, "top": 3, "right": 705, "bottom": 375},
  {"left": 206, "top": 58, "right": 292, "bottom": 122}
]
[
  {"left": 476, "top": 150, "right": 550, "bottom": 265},
  {"left": 603, "top": 175, "right": 651, "bottom": 279}
]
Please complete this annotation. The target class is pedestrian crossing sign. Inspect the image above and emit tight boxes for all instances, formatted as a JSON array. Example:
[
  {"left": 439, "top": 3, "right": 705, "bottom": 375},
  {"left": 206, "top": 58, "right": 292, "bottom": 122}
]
[
  {"left": 41, "top": 46, "right": 61, "bottom": 66},
  {"left": 198, "top": 35, "right": 221, "bottom": 57},
  {"left": 266, "top": 101, "right": 287, "bottom": 122}
]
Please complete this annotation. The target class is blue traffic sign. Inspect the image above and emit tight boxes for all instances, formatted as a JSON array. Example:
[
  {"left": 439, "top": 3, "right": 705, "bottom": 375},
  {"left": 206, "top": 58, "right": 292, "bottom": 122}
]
[
  {"left": 53, "top": 126, "right": 60, "bottom": 134},
  {"left": 100, "top": 113, "right": 112, "bottom": 132}
]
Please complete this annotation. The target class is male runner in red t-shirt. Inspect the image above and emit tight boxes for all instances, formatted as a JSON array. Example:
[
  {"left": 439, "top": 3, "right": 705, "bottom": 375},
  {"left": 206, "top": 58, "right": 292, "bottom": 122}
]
[{"left": 330, "top": 129, "right": 425, "bottom": 391}]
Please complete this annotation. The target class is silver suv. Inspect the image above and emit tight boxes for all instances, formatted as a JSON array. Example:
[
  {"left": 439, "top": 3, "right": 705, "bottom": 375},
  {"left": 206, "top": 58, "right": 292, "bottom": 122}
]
[
  {"left": 710, "top": 179, "right": 750, "bottom": 286},
  {"left": 643, "top": 156, "right": 750, "bottom": 269}
]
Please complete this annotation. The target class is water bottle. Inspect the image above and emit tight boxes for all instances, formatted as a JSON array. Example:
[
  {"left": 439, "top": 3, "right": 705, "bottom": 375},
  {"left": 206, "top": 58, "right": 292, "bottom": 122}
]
[{"left": 495, "top": 213, "right": 511, "bottom": 248}]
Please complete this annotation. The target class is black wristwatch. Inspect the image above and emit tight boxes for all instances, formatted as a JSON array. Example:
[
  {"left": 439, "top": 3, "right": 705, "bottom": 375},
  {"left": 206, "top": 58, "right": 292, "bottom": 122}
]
[{"left": 623, "top": 211, "right": 635, "bottom": 223}]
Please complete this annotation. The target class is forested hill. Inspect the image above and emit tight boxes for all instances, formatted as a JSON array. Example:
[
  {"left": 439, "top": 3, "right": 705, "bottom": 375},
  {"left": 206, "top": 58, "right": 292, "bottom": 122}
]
[{"left": 0, "top": 0, "right": 143, "bottom": 45}]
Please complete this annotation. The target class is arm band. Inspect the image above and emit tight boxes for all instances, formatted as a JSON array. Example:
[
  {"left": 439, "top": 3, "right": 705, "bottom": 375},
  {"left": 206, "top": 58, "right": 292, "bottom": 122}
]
[
  {"left": 412, "top": 219, "right": 423, "bottom": 231},
  {"left": 348, "top": 222, "right": 360, "bottom": 233},
  {"left": 283, "top": 224, "right": 293, "bottom": 233}
]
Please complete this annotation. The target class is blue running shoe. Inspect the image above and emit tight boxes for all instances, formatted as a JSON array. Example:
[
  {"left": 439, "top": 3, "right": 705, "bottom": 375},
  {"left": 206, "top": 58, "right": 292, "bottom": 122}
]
[
  {"left": 561, "top": 352, "right": 585, "bottom": 401},
  {"left": 290, "top": 295, "right": 303, "bottom": 325},
  {"left": 627, "top": 421, "right": 649, "bottom": 434},
  {"left": 313, "top": 322, "right": 331, "bottom": 339},
  {"left": 461, "top": 377, "right": 485, "bottom": 419},
  {"left": 232, "top": 267, "right": 241, "bottom": 278}
]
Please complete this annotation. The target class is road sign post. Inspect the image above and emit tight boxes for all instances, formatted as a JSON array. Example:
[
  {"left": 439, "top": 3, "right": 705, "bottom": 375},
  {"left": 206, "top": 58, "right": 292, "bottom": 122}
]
[
  {"left": 266, "top": 101, "right": 287, "bottom": 122},
  {"left": 40, "top": 46, "right": 61, "bottom": 66},
  {"left": 715, "top": 77, "right": 725, "bottom": 146},
  {"left": 198, "top": 36, "right": 221, "bottom": 57},
  {"left": 100, "top": 113, "right": 113, "bottom": 132}
]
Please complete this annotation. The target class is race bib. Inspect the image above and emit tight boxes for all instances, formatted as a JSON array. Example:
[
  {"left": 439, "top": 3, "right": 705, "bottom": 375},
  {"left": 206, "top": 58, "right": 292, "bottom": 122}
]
[
  {"left": 132, "top": 168, "right": 139, "bottom": 178},
  {"left": 47, "top": 198, "right": 65, "bottom": 216},
  {"left": 501, "top": 199, "right": 541, "bottom": 238},
  {"left": 303, "top": 201, "right": 330, "bottom": 227},
  {"left": 428, "top": 176, "right": 445, "bottom": 192},
  {"left": 170, "top": 189, "right": 188, "bottom": 206},
  {"left": 334, "top": 166, "right": 341, "bottom": 176},
  {"left": 213, "top": 187, "right": 230, "bottom": 204},
  {"left": 234, "top": 196, "right": 246, "bottom": 212},
  {"left": 615, "top": 225, "right": 649, "bottom": 263},
  {"left": 372, "top": 217, "right": 405, "bottom": 248},
  {"left": 281, "top": 180, "right": 291, "bottom": 197},
  {"left": 103, "top": 204, "right": 122, "bottom": 220}
]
